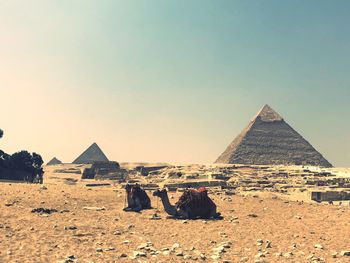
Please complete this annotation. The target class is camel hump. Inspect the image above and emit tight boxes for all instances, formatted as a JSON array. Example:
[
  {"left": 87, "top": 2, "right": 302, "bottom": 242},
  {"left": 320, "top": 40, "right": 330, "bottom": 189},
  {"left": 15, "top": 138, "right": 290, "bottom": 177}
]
[
  {"left": 176, "top": 187, "right": 213, "bottom": 211},
  {"left": 188, "top": 187, "right": 207, "bottom": 194},
  {"left": 197, "top": 187, "right": 207, "bottom": 193}
]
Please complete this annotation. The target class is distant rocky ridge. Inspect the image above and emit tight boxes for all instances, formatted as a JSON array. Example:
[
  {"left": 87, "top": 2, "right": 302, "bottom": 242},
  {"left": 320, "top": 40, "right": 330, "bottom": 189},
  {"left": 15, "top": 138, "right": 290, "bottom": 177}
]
[{"left": 215, "top": 105, "right": 332, "bottom": 167}]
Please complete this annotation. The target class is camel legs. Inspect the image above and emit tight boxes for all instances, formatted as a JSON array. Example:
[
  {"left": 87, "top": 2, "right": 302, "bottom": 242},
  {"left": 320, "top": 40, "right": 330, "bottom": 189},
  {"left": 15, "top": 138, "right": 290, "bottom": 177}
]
[
  {"left": 133, "top": 198, "right": 142, "bottom": 212},
  {"left": 124, "top": 198, "right": 142, "bottom": 212},
  {"left": 210, "top": 206, "right": 222, "bottom": 219},
  {"left": 175, "top": 208, "right": 189, "bottom": 219}
]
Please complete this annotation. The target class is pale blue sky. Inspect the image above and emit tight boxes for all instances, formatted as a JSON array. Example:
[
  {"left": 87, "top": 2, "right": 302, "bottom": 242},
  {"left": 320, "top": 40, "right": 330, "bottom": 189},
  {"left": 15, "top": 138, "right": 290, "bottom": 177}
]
[{"left": 1, "top": 1, "right": 349, "bottom": 166}]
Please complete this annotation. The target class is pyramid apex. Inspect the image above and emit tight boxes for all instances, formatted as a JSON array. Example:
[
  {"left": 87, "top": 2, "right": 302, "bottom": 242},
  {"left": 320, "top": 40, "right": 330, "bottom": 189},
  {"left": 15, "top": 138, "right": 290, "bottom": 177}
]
[{"left": 255, "top": 104, "right": 283, "bottom": 122}]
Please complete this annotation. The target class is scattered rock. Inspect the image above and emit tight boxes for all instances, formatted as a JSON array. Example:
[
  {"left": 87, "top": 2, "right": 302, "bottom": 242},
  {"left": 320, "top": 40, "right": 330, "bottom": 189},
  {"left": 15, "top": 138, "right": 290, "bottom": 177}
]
[
  {"left": 64, "top": 226, "right": 77, "bottom": 230},
  {"left": 83, "top": 207, "right": 106, "bottom": 211},
  {"left": 175, "top": 251, "right": 184, "bottom": 256},
  {"left": 255, "top": 252, "right": 265, "bottom": 258},
  {"left": 58, "top": 255, "right": 77, "bottom": 263},
  {"left": 137, "top": 243, "right": 149, "bottom": 249},
  {"left": 340, "top": 251, "right": 350, "bottom": 256},
  {"left": 150, "top": 213, "right": 161, "bottom": 220},
  {"left": 283, "top": 252, "right": 293, "bottom": 258},
  {"left": 113, "top": 230, "right": 122, "bottom": 235},
  {"left": 248, "top": 213, "right": 258, "bottom": 218},
  {"left": 31, "top": 208, "right": 58, "bottom": 214},
  {"left": 265, "top": 240, "right": 271, "bottom": 249},
  {"left": 133, "top": 251, "right": 146, "bottom": 258},
  {"left": 314, "top": 244, "right": 323, "bottom": 249},
  {"left": 171, "top": 243, "right": 180, "bottom": 251},
  {"left": 5, "top": 201, "right": 17, "bottom": 207}
]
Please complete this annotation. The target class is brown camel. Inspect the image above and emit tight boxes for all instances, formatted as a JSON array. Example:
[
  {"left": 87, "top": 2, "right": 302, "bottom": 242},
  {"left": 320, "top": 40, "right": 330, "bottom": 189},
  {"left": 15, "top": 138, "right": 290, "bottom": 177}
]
[
  {"left": 153, "top": 187, "right": 222, "bottom": 219},
  {"left": 123, "top": 184, "right": 151, "bottom": 212}
]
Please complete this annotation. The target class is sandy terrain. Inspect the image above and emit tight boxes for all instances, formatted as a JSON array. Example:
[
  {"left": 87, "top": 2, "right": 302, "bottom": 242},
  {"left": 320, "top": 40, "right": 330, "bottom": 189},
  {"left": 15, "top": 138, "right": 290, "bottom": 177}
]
[{"left": 1, "top": 165, "right": 350, "bottom": 263}]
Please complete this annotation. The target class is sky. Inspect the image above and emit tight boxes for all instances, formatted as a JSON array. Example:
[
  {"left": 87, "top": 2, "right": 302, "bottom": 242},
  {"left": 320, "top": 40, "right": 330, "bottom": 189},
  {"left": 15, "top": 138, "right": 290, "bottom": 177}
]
[{"left": 0, "top": 0, "right": 349, "bottom": 166}]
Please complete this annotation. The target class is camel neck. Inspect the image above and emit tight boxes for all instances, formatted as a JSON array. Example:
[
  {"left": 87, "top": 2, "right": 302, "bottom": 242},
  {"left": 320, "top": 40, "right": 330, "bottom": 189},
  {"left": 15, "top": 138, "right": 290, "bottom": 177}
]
[{"left": 160, "top": 192, "right": 177, "bottom": 216}]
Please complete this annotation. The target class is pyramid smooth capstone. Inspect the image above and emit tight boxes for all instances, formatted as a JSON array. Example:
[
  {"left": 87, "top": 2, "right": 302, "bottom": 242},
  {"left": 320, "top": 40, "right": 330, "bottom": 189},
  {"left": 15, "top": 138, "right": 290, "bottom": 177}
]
[
  {"left": 72, "top": 143, "right": 109, "bottom": 164},
  {"left": 215, "top": 105, "right": 332, "bottom": 167}
]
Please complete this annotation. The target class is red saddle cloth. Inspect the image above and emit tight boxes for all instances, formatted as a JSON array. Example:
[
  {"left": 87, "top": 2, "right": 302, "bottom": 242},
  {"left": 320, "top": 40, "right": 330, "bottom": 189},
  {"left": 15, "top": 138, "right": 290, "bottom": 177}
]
[
  {"left": 177, "top": 187, "right": 211, "bottom": 210},
  {"left": 189, "top": 187, "right": 207, "bottom": 193}
]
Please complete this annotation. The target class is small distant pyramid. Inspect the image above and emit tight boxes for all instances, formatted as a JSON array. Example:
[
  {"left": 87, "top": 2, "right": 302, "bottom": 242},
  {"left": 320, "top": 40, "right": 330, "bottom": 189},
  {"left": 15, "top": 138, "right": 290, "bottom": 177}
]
[
  {"left": 72, "top": 143, "right": 109, "bottom": 164},
  {"left": 47, "top": 157, "right": 62, "bottom": 165},
  {"left": 215, "top": 105, "right": 332, "bottom": 167}
]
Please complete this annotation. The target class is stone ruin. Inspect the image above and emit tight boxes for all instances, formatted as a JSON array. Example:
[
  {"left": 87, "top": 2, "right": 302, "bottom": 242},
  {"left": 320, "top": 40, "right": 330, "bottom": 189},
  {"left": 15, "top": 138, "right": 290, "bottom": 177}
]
[
  {"left": 82, "top": 161, "right": 127, "bottom": 181},
  {"left": 135, "top": 165, "right": 169, "bottom": 176},
  {"left": 124, "top": 164, "right": 350, "bottom": 203},
  {"left": 311, "top": 191, "right": 350, "bottom": 202}
]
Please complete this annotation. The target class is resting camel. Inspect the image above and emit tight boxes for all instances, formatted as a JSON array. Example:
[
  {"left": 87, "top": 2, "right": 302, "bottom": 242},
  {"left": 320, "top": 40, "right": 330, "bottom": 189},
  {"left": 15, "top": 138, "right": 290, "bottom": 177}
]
[
  {"left": 123, "top": 184, "right": 152, "bottom": 212},
  {"left": 153, "top": 187, "right": 222, "bottom": 219}
]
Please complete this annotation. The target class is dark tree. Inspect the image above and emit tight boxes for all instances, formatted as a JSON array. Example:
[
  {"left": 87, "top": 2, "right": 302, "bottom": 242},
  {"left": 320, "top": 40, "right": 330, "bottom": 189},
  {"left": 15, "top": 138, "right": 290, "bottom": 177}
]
[
  {"left": 32, "top": 152, "right": 44, "bottom": 169},
  {"left": 0, "top": 129, "right": 44, "bottom": 183},
  {"left": 0, "top": 150, "right": 10, "bottom": 168},
  {"left": 6, "top": 151, "right": 44, "bottom": 182},
  {"left": 10, "top": 151, "right": 33, "bottom": 172}
]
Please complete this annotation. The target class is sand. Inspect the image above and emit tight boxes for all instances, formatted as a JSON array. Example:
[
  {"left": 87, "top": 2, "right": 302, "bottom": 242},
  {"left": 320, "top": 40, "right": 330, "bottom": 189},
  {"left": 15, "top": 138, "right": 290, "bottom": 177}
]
[{"left": 1, "top": 166, "right": 350, "bottom": 263}]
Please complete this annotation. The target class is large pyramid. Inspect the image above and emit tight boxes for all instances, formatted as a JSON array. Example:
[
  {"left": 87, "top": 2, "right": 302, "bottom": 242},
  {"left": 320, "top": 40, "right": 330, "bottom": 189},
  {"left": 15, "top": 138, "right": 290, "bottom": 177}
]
[
  {"left": 215, "top": 105, "right": 332, "bottom": 167},
  {"left": 72, "top": 143, "right": 109, "bottom": 164}
]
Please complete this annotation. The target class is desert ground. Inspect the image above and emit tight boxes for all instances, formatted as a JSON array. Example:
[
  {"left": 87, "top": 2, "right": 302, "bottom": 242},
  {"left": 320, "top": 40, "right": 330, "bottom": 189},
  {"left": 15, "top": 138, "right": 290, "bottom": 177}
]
[{"left": 1, "top": 164, "right": 350, "bottom": 263}]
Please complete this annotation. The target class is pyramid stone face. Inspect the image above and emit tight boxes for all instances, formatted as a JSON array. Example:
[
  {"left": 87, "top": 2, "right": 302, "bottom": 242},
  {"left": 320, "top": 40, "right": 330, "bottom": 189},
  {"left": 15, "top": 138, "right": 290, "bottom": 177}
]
[
  {"left": 72, "top": 143, "right": 109, "bottom": 164},
  {"left": 215, "top": 105, "right": 332, "bottom": 167},
  {"left": 47, "top": 157, "right": 62, "bottom": 165}
]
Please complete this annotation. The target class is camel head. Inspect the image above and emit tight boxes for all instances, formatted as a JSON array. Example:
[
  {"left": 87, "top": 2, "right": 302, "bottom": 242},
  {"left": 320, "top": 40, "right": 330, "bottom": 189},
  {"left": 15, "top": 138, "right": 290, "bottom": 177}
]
[
  {"left": 124, "top": 183, "right": 132, "bottom": 193},
  {"left": 153, "top": 188, "right": 167, "bottom": 198}
]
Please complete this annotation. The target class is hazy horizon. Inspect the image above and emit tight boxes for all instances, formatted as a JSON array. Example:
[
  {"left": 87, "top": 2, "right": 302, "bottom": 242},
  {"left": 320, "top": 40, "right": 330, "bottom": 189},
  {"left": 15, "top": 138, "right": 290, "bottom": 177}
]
[{"left": 1, "top": 1, "right": 349, "bottom": 166}]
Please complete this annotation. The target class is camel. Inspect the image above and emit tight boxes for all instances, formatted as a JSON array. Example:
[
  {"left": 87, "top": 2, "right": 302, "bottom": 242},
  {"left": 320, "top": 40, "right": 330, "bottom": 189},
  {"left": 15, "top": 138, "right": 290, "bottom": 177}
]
[
  {"left": 153, "top": 187, "right": 222, "bottom": 219},
  {"left": 123, "top": 184, "right": 152, "bottom": 212}
]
